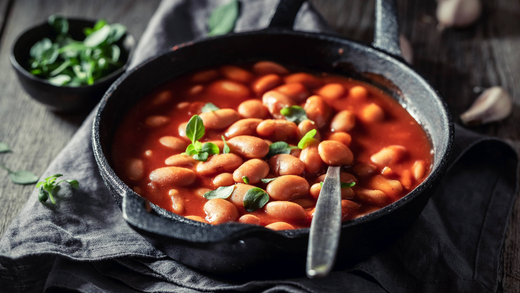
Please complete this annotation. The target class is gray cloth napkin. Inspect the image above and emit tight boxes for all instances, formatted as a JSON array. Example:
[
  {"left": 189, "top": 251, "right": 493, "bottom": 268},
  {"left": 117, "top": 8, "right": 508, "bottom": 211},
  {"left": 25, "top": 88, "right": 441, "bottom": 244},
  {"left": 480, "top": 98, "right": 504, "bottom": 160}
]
[{"left": 0, "top": 1, "right": 518, "bottom": 292}]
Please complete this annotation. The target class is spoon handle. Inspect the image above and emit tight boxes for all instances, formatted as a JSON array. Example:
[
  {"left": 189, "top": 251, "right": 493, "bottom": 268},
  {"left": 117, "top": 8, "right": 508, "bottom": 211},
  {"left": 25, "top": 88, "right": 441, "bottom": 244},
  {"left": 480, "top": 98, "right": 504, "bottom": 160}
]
[{"left": 306, "top": 166, "right": 342, "bottom": 278}]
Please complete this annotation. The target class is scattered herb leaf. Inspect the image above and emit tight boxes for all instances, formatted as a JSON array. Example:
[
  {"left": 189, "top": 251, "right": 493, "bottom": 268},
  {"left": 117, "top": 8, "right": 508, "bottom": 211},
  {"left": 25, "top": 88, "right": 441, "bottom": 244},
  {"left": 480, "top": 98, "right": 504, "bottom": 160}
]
[
  {"left": 221, "top": 135, "right": 230, "bottom": 154},
  {"left": 207, "top": 0, "right": 239, "bottom": 36},
  {"left": 203, "top": 185, "right": 235, "bottom": 200},
  {"left": 36, "top": 174, "right": 79, "bottom": 204},
  {"left": 0, "top": 142, "right": 11, "bottom": 153},
  {"left": 280, "top": 106, "right": 308, "bottom": 124},
  {"left": 9, "top": 170, "right": 39, "bottom": 185},
  {"left": 242, "top": 176, "right": 250, "bottom": 184},
  {"left": 1, "top": 145, "right": 38, "bottom": 184},
  {"left": 297, "top": 129, "right": 317, "bottom": 149},
  {"left": 260, "top": 178, "right": 277, "bottom": 184},
  {"left": 201, "top": 103, "right": 220, "bottom": 113},
  {"left": 243, "top": 187, "right": 269, "bottom": 212},
  {"left": 266, "top": 141, "right": 297, "bottom": 158}
]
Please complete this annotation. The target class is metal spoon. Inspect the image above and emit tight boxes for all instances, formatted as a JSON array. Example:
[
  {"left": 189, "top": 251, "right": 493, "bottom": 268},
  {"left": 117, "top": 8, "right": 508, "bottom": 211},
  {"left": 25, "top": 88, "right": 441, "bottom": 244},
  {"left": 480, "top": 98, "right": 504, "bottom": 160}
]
[{"left": 306, "top": 166, "right": 342, "bottom": 278}]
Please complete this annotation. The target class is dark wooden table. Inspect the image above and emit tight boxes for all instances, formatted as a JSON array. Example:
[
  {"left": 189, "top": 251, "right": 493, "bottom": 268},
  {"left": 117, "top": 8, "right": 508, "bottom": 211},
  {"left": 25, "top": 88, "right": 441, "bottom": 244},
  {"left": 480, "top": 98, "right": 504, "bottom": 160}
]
[{"left": 0, "top": 0, "right": 518, "bottom": 291}]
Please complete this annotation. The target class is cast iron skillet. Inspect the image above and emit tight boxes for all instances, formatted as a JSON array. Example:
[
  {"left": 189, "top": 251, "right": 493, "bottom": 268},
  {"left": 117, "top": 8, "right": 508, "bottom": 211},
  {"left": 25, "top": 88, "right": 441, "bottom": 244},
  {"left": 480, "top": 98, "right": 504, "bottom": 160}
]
[{"left": 93, "top": 0, "right": 453, "bottom": 277}]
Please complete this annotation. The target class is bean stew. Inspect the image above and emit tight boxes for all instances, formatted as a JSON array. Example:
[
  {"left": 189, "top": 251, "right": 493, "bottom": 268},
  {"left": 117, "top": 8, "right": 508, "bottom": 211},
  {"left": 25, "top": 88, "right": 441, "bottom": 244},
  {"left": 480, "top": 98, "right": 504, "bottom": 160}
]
[{"left": 112, "top": 61, "right": 432, "bottom": 230}]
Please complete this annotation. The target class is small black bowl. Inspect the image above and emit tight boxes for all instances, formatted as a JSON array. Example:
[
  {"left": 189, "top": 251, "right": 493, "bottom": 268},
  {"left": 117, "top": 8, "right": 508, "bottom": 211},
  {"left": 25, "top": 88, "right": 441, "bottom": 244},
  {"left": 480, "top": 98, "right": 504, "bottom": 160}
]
[{"left": 10, "top": 18, "right": 135, "bottom": 112}]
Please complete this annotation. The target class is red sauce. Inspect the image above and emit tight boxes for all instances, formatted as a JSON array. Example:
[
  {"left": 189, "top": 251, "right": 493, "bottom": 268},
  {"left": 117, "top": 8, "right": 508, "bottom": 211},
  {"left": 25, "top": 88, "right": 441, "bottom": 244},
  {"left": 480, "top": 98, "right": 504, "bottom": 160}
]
[{"left": 112, "top": 62, "right": 432, "bottom": 230}]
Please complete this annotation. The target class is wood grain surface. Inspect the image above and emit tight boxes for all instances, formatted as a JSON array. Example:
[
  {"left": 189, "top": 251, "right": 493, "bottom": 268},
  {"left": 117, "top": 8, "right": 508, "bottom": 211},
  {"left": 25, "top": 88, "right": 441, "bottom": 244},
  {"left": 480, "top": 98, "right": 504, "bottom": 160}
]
[{"left": 0, "top": 0, "right": 518, "bottom": 291}]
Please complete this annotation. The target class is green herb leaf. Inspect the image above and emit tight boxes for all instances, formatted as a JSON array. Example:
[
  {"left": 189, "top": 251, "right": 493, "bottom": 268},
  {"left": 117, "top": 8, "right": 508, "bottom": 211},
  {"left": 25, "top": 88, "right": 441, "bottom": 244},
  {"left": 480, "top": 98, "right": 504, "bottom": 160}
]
[
  {"left": 221, "top": 135, "right": 230, "bottom": 154},
  {"left": 193, "top": 152, "right": 209, "bottom": 162},
  {"left": 66, "top": 180, "right": 79, "bottom": 189},
  {"left": 203, "top": 185, "right": 235, "bottom": 200},
  {"left": 93, "top": 19, "right": 107, "bottom": 31},
  {"left": 266, "top": 141, "right": 295, "bottom": 158},
  {"left": 243, "top": 187, "right": 269, "bottom": 212},
  {"left": 260, "top": 178, "right": 277, "bottom": 184},
  {"left": 0, "top": 142, "right": 11, "bottom": 153},
  {"left": 207, "top": 0, "right": 239, "bottom": 36},
  {"left": 108, "top": 24, "right": 126, "bottom": 42},
  {"left": 280, "top": 106, "right": 308, "bottom": 124},
  {"left": 201, "top": 102, "right": 220, "bottom": 113},
  {"left": 201, "top": 142, "right": 220, "bottom": 155},
  {"left": 185, "top": 144, "right": 198, "bottom": 156},
  {"left": 84, "top": 24, "right": 110, "bottom": 47},
  {"left": 49, "top": 60, "right": 71, "bottom": 76},
  {"left": 9, "top": 170, "right": 39, "bottom": 184},
  {"left": 242, "top": 176, "right": 250, "bottom": 184},
  {"left": 36, "top": 174, "right": 79, "bottom": 205},
  {"left": 38, "top": 187, "right": 49, "bottom": 203},
  {"left": 111, "top": 45, "right": 120, "bottom": 62},
  {"left": 341, "top": 182, "right": 356, "bottom": 188},
  {"left": 297, "top": 129, "right": 317, "bottom": 149},
  {"left": 30, "top": 38, "right": 52, "bottom": 58},
  {"left": 48, "top": 74, "right": 71, "bottom": 86},
  {"left": 319, "top": 181, "right": 356, "bottom": 188},
  {"left": 186, "top": 115, "right": 205, "bottom": 144},
  {"left": 48, "top": 15, "right": 69, "bottom": 35}
]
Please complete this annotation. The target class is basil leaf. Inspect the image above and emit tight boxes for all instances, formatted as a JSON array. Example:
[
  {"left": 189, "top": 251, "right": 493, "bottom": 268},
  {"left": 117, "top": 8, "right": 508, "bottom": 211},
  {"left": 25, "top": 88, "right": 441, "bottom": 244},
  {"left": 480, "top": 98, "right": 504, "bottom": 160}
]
[
  {"left": 48, "top": 75, "right": 71, "bottom": 86},
  {"left": 48, "top": 15, "right": 69, "bottom": 35},
  {"left": 108, "top": 24, "right": 126, "bottom": 43},
  {"left": 49, "top": 60, "right": 71, "bottom": 76},
  {"left": 193, "top": 152, "right": 209, "bottom": 162},
  {"left": 185, "top": 144, "right": 198, "bottom": 156},
  {"left": 201, "top": 142, "right": 220, "bottom": 155},
  {"left": 243, "top": 187, "right": 269, "bottom": 212},
  {"left": 266, "top": 141, "right": 294, "bottom": 158},
  {"left": 341, "top": 182, "right": 356, "bottom": 188},
  {"left": 207, "top": 0, "right": 239, "bottom": 36},
  {"left": 30, "top": 38, "right": 52, "bottom": 58},
  {"left": 0, "top": 142, "right": 11, "bottom": 153},
  {"left": 186, "top": 115, "right": 205, "bottom": 144},
  {"left": 260, "top": 178, "right": 277, "bottom": 184},
  {"left": 84, "top": 24, "right": 110, "bottom": 47},
  {"left": 297, "top": 129, "right": 317, "bottom": 149},
  {"left": 201, "top": 103, "right": 220, "bottom": 113},
  {"left": 242, "top": 176, "right": 250, "bottom": 184},
  {"left": 111, "top": 45, "right": 120, "bottom": 62},
  {"left": 9, "top": 170, "right": 38, "bottom": 185},
  {"left": 59, "top": 42, "right": 86, "bottom": 54},
  {"left": 221, "top": 135, "right": 230, "bottom": 154},
  {"left": 203, "top": 185, "right": 235, "bottom": 200},
  {"left": 319, "top": 181, "right": 356, "bottom": 188},
  {"left": 280, "top": 106, "right": 308, "bottom": 124},
  {"left": 38, "top": 187, "right": 49, "bottom": 203},
  {"left": 93, "top": 19, "right": 107, "bottom": 31},
  {"left": 66, "top": 180, "right": 79, "bottom": 189}
]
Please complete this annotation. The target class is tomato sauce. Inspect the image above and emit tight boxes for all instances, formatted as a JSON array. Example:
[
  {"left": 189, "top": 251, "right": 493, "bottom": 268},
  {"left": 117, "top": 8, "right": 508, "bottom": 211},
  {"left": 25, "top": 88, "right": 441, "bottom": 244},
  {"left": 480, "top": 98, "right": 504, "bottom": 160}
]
[{"left": 112, "top": 62, "right": 432, "bottom": 230}]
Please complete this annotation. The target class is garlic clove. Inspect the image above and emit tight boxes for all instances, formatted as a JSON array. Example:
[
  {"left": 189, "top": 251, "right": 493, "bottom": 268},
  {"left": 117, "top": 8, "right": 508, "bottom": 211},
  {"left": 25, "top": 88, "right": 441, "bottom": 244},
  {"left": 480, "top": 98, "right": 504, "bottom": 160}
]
[
  {"left": 436, "top": 0, "right": 482, "bottom": 29},
  {"left": 460, "top": 86, "right": 513, "bottom": 126},
  {"left": 399, "top": 35, "right": 413, "bottom": 64}
]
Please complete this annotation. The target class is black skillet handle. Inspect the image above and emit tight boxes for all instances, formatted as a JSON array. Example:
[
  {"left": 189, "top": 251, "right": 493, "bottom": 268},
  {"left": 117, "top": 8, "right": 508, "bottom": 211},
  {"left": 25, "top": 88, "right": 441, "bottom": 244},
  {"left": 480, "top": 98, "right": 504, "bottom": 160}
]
[
  {"left": 268, "top": 0, "right": 305, "bottom": 29},
  {"left": 268, "top": 0, "right": 403, "bottom": 59},
  {"left": 373, "top": 0, "right": 402, "bottom": 58}
]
